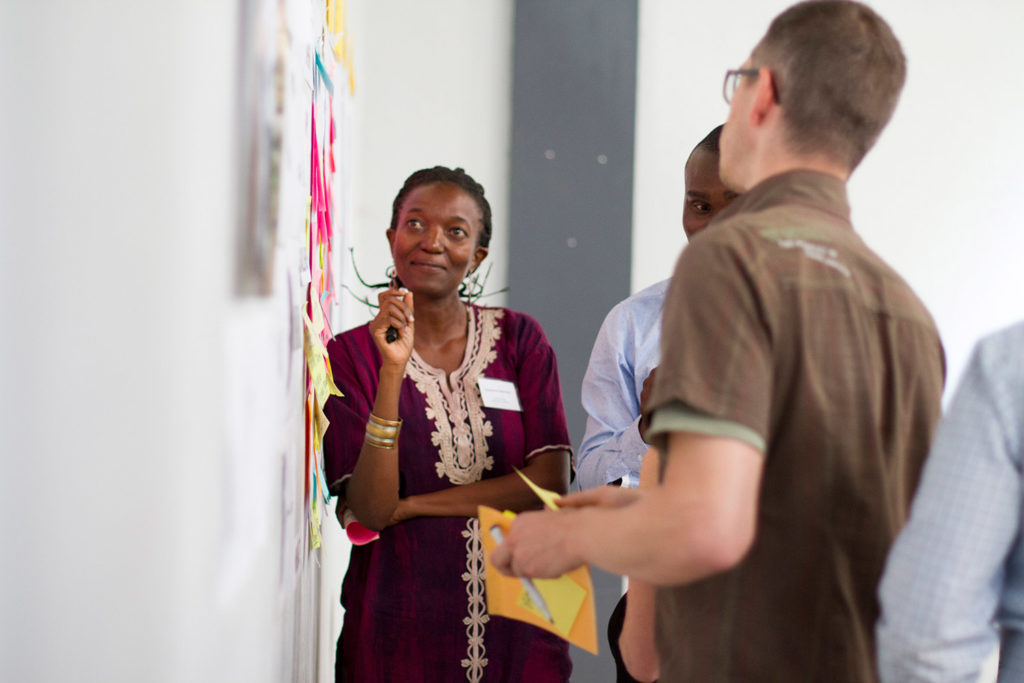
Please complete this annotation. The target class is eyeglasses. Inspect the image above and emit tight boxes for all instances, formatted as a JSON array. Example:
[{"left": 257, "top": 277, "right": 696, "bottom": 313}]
[{"left": 722, "top": 68, "right": 761, "bottom": 104}]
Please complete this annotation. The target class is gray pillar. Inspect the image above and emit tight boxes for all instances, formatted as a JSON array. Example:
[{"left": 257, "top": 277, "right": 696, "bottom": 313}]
[{"left": 508, "top": 1, "right": 638, "bottom": 678}]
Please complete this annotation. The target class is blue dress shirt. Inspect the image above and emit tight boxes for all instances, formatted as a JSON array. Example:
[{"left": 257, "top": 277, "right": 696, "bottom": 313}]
[
  {"left": 576, "top": 279, "right": 668, "bottom": 490},
  {"left": 878, "top": 320, "right": 1024, "bottom": 682}
]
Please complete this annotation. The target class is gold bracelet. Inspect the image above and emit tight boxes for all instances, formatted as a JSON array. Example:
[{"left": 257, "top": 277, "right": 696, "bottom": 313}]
[
  {"left": 365, "top": 432, "right": 396, "bottom": 449},
  {"left": 365, "top": 422, "right": 398, "bottom": 440},
  {"left": 368, "top": 413, "right": 402, "bottom": 438},
  {"left": 368, "top": 413, "right": 402, "bottom": 429},
  {"left": 365, "top": 413, "right": 402, "bottom": 449}
]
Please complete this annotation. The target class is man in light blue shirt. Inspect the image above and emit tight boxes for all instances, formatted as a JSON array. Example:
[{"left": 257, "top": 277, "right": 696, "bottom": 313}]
[
  {"left": 576, "top": 124, "right": 738, "bottom": 490},
  {"left": 878, "top": 320, "right": 1024, "bottom": 681}
]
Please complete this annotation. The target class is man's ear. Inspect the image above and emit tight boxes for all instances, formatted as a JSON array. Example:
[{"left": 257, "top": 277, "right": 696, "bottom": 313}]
[{"left": 749, "top": 67, "right": 778, "bottom": 126}]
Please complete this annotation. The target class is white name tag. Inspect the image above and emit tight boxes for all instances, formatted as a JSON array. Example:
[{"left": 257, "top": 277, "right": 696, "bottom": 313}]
[{"left": 477, "top": 377, "right": 522, "bottom": 412}]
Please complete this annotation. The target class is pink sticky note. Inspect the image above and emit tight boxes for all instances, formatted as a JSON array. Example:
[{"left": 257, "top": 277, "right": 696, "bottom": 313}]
[
  {"left": 341, "top": 507, "right": 379, "bottom": 545},
  {"left": 347, "top": 521, "right": 380, "bottom": 546}
]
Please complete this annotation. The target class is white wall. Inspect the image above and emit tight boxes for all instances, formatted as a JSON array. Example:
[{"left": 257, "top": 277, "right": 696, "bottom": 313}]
[
  {"left": 1, "top": 2, "right": 243, "bottom": 681},
  {"left": 0, "top": 2, "right": 509, "bottom": 680},
  {"left": 632, "top": 0, "right": 1024, "bottom": 393},
  {"left": 342, "top": 0, "right": 514, "bottom": 332},
  {"left": 1, "top": 2, "right": 345, "bottom": 681}
]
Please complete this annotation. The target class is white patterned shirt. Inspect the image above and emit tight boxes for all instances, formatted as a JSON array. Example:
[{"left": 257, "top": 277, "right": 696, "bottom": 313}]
[{"left": 878, "top": 320, "right": 1024, "bottom": 682}]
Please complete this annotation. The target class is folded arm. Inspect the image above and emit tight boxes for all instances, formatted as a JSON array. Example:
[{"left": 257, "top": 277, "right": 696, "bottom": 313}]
[{"left": 390, "top": 449, "right": 570, "bottom": 523}]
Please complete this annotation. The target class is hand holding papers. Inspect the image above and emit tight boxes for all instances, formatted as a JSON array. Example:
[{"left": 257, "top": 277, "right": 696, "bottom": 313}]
[
  {"left": 479, "top": 471, "right": 599, "bottom": 654},
  {"left": 488, "top": 526, "right": 554, "bottom": 623}
]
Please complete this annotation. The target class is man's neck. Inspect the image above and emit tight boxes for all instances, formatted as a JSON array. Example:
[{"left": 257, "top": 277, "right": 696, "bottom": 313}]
[{"left": 742, "top": 138, "right": 850, "bottom": 190}]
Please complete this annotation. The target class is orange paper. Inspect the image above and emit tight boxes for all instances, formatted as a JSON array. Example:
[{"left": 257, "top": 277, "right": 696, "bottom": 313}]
[{"left": 479, "top": 505, "right": 599, "bottom": 654}]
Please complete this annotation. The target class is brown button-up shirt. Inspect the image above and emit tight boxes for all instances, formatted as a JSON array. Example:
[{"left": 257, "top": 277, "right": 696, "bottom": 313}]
[{"left": 647, "top": 170, "right": 945, "bottom": 682}]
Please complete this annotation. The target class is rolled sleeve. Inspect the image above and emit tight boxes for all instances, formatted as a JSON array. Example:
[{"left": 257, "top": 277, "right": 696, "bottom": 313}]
[{"left": 647, "top": 401, "right": 766, "bottom": 454}]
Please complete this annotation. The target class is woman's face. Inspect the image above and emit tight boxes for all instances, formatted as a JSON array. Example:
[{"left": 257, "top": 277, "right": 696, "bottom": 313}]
[{"left": 387, "top": 181, "right": 489, "bottom": 300}]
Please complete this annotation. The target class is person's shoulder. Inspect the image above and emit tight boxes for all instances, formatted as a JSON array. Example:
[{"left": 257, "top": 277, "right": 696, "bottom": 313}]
[
  {"left": 602, "top": 279, "right": 670, "bottom": 326},
  {"left": 628, "top": 278, "right": 671, "bottom": 304},
  {"left": 477, "top": 304, "right": 549, "bottom": 343},
  {"left": 979, "top": 320, "right": 1024, "bottom": 351},
  {"left": 473, "top": 303, "right": 528, "bottom": 329},
  {"left": 673, "top": 220, "right": 757, "bottom": 281},
  {"left": 685, "top": 213, "right": 761, "bottom": 258},
  {"left": 327, "top": 321, "right": 373, "bottom": 355},
  {"left": 974, "top": 320, "right": 1024, "bottom": 376}
]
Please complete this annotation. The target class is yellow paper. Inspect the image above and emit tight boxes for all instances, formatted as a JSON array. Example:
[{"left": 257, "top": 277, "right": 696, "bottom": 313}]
[
  {"left": 328, "top": 0, "right": 345, "bottom": 37},
  {"left": 311, "top": 302, "right": 343, "bottom": 398},
  {"left": 310, "top": 496, "right": 323, "bottom": 550},
  {"left": 303, "top": 312, "right": 343, "bottom": 407},
  {"left": 478, "top": 505, "right": 598, "bottom": 654},
  {"left": 514, "top": 468, "right": 561, "bottom": 510},
  {"left": 517, "top": 575, "right": 587, "bottom": 637},
  {"left": 347, "top": 37, "right": 355, "bottom": 94},
  {"left": 309, "top": 286, "right": 329, "bottom": 339},
  {"left": 313, "top": 396, "right": 330, "bottom": 444}
]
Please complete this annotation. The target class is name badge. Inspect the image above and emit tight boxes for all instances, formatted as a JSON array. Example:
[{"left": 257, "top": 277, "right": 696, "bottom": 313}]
[{"left": 477, "top": 377, "right": 523, "bottom": 412}]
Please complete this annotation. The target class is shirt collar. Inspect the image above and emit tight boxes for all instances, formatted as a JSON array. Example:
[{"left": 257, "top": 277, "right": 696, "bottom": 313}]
[{"left": 717, "top": 170, "right": 852, "bottom": 228}]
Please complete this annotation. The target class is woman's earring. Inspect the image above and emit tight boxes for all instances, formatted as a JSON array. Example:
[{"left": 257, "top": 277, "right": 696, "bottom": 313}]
[
  {"left": 460, "top": 268, "right": 480, "bottom": 301},
  {"left": 386, "top": 265, "right": 397, "bottom": 289}
]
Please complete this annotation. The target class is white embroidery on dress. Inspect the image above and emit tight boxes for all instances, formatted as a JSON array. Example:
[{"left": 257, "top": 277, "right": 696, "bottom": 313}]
[
  {"left": 407, "top": 306, "right": 505, "bottom": 679},
  {"left": 406, "top": 306, "right": 503, "bottom": 485},
  {"left": 405, "top": 307, "right": 504, "bottom": 679},
  {"left": 461, "top": 518, "right": 489, "bottom": 682}
]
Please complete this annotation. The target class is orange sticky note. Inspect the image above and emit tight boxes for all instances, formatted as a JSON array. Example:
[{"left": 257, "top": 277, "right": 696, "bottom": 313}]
[{"left": 479, "top": 505, "right": 598, "bottom": 654}]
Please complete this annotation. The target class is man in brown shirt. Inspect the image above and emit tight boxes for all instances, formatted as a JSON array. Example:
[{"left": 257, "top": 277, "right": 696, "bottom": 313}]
[{"left": 492, "top": 2, "right": 944, "bottom": 680}]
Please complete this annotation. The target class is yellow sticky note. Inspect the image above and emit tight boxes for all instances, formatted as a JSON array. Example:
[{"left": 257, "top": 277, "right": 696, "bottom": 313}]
[
  {"left": 517, "top": 575, "right": 587, "bottom": 637},
  {"left": 303, "top": 312, "right": 343, "bottom": 406},
  {"left": 324, "top": 357, "right": 343, "bottom": 397},
  {"left": 313, "top": 397, "right": 330, "bottom": 444},
  {"left": 310, "top": 496, "right": 323, "bottom": 550},
  {"left": 514, "top": 469, "right": 562, "bottom": 510},
  {"left": 302, "top": 316, "right": 330, "bottom": 403},
  {"left": 347, "top": 39, "right": 355, "bottom": 95},
  {"left": 309, "top": 287, "right": 327, "bottom": 337}
]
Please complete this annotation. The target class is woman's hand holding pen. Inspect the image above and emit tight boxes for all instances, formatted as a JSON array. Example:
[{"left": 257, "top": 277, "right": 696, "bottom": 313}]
[
  {"left": 371, "top": 287, "right": 415, "bottom": 368},
  {"left": 348, "top": 287, "right": 410, "bottom": 532}
]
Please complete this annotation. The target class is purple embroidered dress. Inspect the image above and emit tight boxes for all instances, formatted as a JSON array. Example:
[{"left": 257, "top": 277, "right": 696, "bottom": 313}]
[{"left": 324, "top": 304, "right": 573, "bottom": 682}]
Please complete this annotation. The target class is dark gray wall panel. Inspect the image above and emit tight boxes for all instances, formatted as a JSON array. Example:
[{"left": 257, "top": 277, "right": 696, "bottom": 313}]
[
  {"left": 508, "top": 0, "right": 637, "bottom": 449},
  {"left": 508, "top": 1, "right": 638, "bottom": 679}
]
